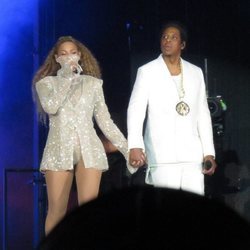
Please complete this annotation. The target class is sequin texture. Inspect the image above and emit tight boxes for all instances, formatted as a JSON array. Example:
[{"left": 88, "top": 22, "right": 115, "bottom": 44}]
[{"left": 36, "top": 75, "right": 128, "bottom": 172}]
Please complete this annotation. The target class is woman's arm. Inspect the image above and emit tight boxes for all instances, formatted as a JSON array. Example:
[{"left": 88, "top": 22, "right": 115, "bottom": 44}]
[
  {"left": 36, "top": 76, "right": 71, "bottom": 115},
  {"left": 93, "top": 81, "right": 128, "bottom": 158}
]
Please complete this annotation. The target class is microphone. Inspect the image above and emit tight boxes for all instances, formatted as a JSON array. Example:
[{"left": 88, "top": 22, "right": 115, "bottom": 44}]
[
  {"left": 203, "top": 160, "right": 212, "bottom": 170},
  {"left": 71, "top": 64, "right": 83, "bottom": 75}
]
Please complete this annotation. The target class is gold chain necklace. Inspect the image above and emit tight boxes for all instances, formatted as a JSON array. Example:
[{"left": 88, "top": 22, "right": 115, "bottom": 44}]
[{"left": 175, "top": 60, "right": 190, "bottom": 116}]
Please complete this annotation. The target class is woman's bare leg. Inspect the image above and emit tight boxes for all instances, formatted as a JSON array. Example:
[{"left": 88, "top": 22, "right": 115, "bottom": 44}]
[
  {"left": 75, "top": 159, "right": 102, "bottom": 205},
  {"left": 44, "top": 170, "right": 74, "bottom": 235}
]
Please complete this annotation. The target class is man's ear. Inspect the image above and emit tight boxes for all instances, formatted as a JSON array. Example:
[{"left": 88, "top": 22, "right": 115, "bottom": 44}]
[{"left": 181, "top": 41, "right": 186, "bottom": 50}]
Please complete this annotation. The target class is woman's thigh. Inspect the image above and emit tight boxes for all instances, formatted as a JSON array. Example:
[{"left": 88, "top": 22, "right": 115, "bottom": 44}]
[
  {"left": 75, "top": 159, "right": 102, "bottom": 204},
  {"left": 45, "top": 170, "right": 74, "bottom": 212}
]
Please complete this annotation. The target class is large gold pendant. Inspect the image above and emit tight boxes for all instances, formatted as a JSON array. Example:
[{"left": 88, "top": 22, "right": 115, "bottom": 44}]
[{"left": 176, "top": 101, "right": 190, "bottom": 116}]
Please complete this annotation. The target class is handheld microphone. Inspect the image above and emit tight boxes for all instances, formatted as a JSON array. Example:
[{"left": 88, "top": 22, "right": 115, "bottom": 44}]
[
  {"left": 203, "top": 160, "right": 212, "bottom": 170},
  {"left": 71, "top": 64, "right": 83, "bottom": 75}
]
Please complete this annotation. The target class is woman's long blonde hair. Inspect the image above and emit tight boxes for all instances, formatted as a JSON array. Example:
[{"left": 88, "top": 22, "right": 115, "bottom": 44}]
[{"left": 32, "top": 36, "right": 102, "bottom": 123}]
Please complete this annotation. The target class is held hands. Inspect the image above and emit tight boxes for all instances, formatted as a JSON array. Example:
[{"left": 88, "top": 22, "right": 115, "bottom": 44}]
[
  {"left": 202, "top": 155, "right": 217, "bottom": 176},
  {"left": 129, "top": 148, "right": 147, "bottom": 168}
]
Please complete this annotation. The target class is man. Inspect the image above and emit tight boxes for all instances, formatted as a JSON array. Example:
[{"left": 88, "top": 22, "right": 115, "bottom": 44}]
[{"left": 127, "top": 21, "right": 216, "bottom": 195}]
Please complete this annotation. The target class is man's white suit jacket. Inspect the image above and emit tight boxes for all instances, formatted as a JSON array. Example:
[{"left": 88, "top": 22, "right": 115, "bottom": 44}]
[{"left": 127, "top": 54, "right": 215, "bottom": 166}]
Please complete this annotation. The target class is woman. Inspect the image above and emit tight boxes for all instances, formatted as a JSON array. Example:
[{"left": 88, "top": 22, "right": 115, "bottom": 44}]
[{"left": 33, "top": 36, "right": 130, "bottom": 235}]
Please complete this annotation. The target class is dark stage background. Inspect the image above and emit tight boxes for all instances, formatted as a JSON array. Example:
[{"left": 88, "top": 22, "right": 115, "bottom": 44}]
[{"left": 0, "top": 0, "right": 250, "bottom": 249}]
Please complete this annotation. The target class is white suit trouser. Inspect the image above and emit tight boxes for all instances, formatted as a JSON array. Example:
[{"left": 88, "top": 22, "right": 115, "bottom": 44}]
[{"left": 146, "top": 163, "right": 204, "bottom": 196}]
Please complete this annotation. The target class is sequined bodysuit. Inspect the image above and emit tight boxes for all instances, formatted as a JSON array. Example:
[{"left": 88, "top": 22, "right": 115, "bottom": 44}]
[{"left": 36, "top": 75, "right": 128, "bottom": 172}]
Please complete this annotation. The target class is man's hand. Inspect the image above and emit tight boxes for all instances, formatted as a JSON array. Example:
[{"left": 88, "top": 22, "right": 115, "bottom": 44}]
[
  {"left": 202, "top": 155, "right": 217, "bottom": 176},
  {"left": 129, "top": 148, "right": 146, "bottom": 168}
]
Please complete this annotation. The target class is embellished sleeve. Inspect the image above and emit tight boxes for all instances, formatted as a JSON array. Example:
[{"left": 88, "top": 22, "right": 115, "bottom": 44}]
[
  {"left": 93, "top": 80, "right": 129, "bottom": 159},
  {"left": 36, "top": 76, "right": 71, "bottom": 114}
]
